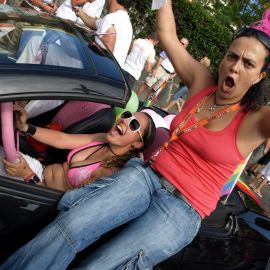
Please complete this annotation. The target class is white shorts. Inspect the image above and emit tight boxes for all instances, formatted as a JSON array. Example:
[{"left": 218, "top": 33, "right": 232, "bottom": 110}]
[
  {"left": 0, "top": 146, "right": 44, "bottom": 181},
  {"left": 145, "top": 66, "right": 171, "bottom": 91}
]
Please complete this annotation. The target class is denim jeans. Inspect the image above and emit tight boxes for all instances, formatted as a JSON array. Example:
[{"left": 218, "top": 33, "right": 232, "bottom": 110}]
[{"left": 1, "top": 158, "right": 201, "bottom": 270}]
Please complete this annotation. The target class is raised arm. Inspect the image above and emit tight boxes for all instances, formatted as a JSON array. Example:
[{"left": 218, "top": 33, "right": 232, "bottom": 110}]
[
  {"left": 14, "top": 105, "right": 105, "bottom": 150},
  {"left": 156, "top": 0, "right": 214, "bottom": 96},
  {"left": 75, "top": 9, "right": 97, "bottom": 30}
]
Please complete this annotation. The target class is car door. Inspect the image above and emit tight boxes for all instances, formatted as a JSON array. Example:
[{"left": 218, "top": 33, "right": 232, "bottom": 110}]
[{"left": 0, "top": 10, "right": 129, "bottom": 263}]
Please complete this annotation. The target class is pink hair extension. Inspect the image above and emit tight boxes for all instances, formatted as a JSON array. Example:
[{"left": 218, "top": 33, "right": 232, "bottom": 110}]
[{"left": 250, "top": 8, "right": 270, "bottom": 38}]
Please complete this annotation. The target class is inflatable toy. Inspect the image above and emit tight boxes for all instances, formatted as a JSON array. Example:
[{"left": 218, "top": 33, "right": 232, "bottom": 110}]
[
  {"left": 1, "top": 102, "right": 19, "bottom": 163},
  {"left": 114, "top": 91, "right": 139, "bottom": 119}
]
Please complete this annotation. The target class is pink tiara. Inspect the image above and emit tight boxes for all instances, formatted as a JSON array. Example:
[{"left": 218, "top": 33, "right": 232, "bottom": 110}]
[{"left": 250, "top": 8, "right": 270, "bottom": 38}]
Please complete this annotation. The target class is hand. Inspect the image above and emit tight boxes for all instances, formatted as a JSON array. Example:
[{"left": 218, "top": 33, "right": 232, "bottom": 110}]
[
  {"left": 2, "top": 154, "right": 33, "bottom": 179},
  {"left": 16, "top": 100, "right": 29, "bottom": 109},
  {"left": 73, "top": 7, "right": 84, "bottom": 17},
  {"left": 151, "top": 69, "right": 157, "bottom": 77},
  {"left": 72, "top": 6, "right": 79, "bottom": 13},
  {"left": 263, "top": 138, "right": 270, "bottom": 154},
  {"left": 49, "top": 3, "right": 57, "bottom": 12},
  {"left": 169, "top": 73, "right": 176, "bottom": 79},
  {"left": 13, "top": 104, "right": 28, "bottom": 132},
  {"left": 42, "top": 3, "right": 56, "bottom": 13}
]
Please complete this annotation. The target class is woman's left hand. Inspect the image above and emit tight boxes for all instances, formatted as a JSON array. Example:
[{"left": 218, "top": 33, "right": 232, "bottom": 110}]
[{"left": 2, "top": 154, "right": 33, "bottom": 179}]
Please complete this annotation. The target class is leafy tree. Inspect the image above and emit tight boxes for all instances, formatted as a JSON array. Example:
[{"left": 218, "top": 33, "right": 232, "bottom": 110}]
[
  {"left": 130, "top": 0, "right": 232, "bottom": 69},
  {"left": 200, "top": 0, "right": 270, "bottom": 30},
  {"left": 130, "top": 0, "right": 270, "bottom": 71}
]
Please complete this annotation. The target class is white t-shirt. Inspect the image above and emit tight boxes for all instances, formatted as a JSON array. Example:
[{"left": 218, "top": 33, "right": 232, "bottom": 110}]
[
  {"left": 56, "top": 0, "right": 105, "bottom": 24},
  {"left": 123, "top": 38, "right": 156, "bottom": 80},
  {"left": 95, "top": 10, "right": 133, "bottom": 68},
  {"left": 25, "top": 100, "right": 65, "bottom": 118}
]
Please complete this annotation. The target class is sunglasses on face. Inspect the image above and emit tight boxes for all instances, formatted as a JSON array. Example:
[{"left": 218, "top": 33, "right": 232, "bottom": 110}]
[
  {"left": 120, "top": 111, "right": 144, "bottom": 143},
  {"left": 234, "top": 27, "right": 270, "bottom": 51}
]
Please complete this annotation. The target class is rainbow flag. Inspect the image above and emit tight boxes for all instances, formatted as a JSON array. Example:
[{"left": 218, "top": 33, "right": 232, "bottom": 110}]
[
  {"left": 221, "top": 154, "right": 251, "bottom": 202},
  {"left": 236, "top": 178, "right": 262, "bottom": 206}
]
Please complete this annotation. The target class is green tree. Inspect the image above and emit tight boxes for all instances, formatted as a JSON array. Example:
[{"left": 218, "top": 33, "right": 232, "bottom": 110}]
[
  {"left": 130, "top": 0, "right": 232, "bottom": 69},
  {"left": 130, "top": 0, "right": 270, "bottom": 70},
  {"left": 200, "top": 0, "right": 270, "bottom": 30}
]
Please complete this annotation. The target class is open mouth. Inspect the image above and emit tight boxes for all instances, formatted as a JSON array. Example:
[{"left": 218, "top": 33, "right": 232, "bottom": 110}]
[
  {"left": 115, "top": 124, "right": 123, "bottom": 135},
  {"left": 225, "top": 76, "right": 235, "bottom": 88}
]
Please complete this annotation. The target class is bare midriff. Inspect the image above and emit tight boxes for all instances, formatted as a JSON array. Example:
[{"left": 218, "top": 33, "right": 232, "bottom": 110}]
[{"left": 42, "top": 162, "right": 71, "bottom": 191}]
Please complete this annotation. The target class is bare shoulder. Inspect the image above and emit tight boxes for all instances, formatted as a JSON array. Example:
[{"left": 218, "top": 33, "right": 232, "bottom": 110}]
[
  {"left": 239, "top": 106, "right": 270, "bottom": 151},
  {"left": 248, "top": 106, "right": 270, "bottom": 125},
  {"left": 89, "top": 133, "right": 107, "bottom": 142}
]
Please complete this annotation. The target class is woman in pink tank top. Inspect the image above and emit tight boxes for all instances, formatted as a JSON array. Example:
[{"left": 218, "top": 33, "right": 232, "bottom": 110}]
[
  {"left": 2, "top": 108, "right": 156, "bottom": 191},
  {"left": 3, "top": 2, "right": 270, "bottom": 270}
]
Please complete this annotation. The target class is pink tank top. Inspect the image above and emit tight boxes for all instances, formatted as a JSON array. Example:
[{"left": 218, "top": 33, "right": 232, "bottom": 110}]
[
  {"left": 151, "top": 86, "right": 246, "bottom": 219},
  {"left": 67, "top": 141, "right": 104, "bottom": 188}
]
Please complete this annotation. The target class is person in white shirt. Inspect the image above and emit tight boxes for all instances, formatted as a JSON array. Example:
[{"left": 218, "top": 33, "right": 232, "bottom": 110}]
[
  {"left": 56, "top": 0, "right": 105, "bottom": 25},
  {"left": 74, "top": 0, "right": 133, "bottom": 68},
  {"left": 137, "top": 37, "right": 189, "bottom": 99},
  {"left": 122, "top": 32, "right": 159, "bottom": 90}
]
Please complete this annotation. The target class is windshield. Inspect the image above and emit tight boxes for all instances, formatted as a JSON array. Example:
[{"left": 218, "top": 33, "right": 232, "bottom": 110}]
[{"left": 0, "top": 21, "right": 85, "bottom": 69}]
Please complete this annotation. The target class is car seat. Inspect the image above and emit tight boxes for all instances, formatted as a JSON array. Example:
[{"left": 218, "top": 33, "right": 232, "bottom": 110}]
[{"left": 142, "top": 127, "right": 170, "bottom": 161}]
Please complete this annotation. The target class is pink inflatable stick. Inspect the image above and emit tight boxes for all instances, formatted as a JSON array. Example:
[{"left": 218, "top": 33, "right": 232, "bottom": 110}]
[{"left": 1, "top": 102, "right": 19, "bottom": 163}]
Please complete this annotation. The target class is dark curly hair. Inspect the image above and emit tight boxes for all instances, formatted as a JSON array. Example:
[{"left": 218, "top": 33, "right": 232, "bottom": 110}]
[
  {"left": 102, "top": 112, "right": 156, "bottom": 169},
  {"left": 233, "top": 28, "right": 270, "bottom": 112}
]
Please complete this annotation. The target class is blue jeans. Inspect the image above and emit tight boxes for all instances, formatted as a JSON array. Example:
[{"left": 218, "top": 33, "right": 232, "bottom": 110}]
[
  {"left": 1, "top": 158, "right": 201, "bottom": 270},
  {"left": 172, "top": 85, "right": 188, "bottom": 101}
]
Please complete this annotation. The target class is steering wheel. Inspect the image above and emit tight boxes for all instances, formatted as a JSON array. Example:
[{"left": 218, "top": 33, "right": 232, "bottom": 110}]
[{"left": 1, "top": 102, "right": 19, "bottom": 163}]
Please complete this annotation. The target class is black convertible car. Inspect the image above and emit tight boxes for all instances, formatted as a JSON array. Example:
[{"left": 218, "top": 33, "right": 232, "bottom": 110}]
[{"left": 0, "top": 5, "right": 269, "bottom": 270}]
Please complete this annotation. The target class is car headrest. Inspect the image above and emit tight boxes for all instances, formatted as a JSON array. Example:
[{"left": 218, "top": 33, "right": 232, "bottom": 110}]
[
  {"left": 52, "top": 101, "right": 111, "bottom": 129},
  {"left": 64, "top": 107, "right": 115, "bottom": 134},
  {"left": 143, "top": 127, "right": 170, "bottom": 161},
  {"left": 140, "top": 109, "right": 168, "bottom": 129}
]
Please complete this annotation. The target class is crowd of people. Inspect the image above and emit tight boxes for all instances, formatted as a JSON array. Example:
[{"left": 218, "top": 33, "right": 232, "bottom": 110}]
[
  {"left": 137, "top": 38, "right": 189, "bottom": 101},
  {"left": 1, "top": 0, "right": 270, "bottom": 269}
]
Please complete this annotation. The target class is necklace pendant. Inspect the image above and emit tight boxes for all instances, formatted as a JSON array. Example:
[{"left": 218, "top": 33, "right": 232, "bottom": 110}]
[
  {"left": 209, "top": 104, "right": 216, "bottom": 113},
  {"left": 196, "top": 107, "right": 201, "bottom": 113}
]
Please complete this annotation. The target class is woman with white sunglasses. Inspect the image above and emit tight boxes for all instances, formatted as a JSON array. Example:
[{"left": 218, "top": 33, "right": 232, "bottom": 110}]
[{"left": 2, "top": 106, "right": 156, "bottom": 191}]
